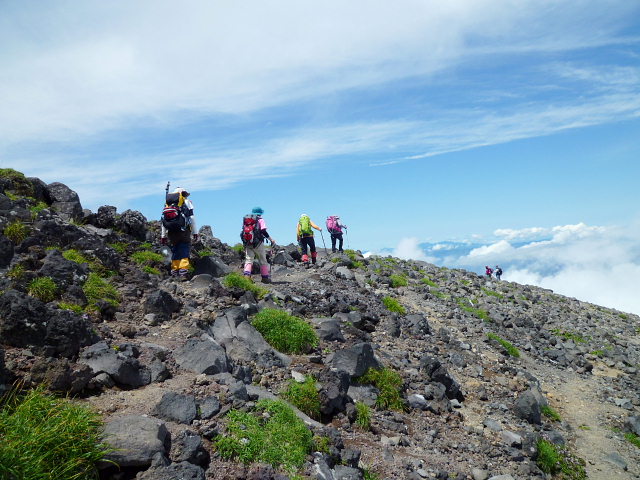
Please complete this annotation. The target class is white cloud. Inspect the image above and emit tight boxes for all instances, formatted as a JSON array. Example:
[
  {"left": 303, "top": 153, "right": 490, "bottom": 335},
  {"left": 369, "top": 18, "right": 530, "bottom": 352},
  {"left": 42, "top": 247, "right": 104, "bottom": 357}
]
[{"left": 392, "top": 237, "right": 434, "bottom": 262}]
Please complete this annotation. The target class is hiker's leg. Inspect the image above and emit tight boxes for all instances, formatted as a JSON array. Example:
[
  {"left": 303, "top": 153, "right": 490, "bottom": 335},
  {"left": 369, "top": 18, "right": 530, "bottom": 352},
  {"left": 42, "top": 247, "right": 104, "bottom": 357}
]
[
  {"left": 301, "top": 237, "right": 310, "bottom": 263},
  {"left": 309, "top": 238, "right": 317, "bottom": 264},
  {"left": 331, "top": 234, "right": 337, "bottom": 252},
  {"left": 255, "top": 243, "right": 270, "bottom": 279},
  {"left": 244, "top": 246, "right": 256, "bottom": 275},
  {"left": 337, "top": 233, "right": 343, "bottom": 251}
]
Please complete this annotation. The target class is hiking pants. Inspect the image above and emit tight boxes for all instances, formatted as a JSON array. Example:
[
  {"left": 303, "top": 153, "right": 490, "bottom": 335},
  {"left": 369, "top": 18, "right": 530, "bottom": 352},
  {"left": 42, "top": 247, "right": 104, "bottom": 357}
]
[
  {"left": 300, "top": 236, "right": 317, "bottom": 264},
  {"left": 330, "top": 232, "right": 343, "bottom": 252},
  {"left": 244, "top": 242, "right": 270, "bottom": 278},
  {"left": 168, "top": 230, "right": 191, "bottom": 273}
]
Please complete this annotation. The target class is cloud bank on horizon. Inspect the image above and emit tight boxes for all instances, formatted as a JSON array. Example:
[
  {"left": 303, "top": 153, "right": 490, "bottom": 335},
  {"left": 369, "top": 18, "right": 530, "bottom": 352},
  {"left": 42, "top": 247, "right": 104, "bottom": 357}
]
[
  {"left": 390, "top": 222, "right": 640, "bottom": 315},
  {"left": 1, "top": 0, "right": 639, "bottom": 206}
]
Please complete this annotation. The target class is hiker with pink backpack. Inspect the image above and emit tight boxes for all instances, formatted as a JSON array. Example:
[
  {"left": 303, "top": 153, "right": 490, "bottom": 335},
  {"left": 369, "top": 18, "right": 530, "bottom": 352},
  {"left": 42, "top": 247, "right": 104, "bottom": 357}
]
[
  {"left": 326, "top": 215, "right": 347, "bottom": 253},
  {"left": 241, "top": 207, "right": 276, "bottom": 283}
]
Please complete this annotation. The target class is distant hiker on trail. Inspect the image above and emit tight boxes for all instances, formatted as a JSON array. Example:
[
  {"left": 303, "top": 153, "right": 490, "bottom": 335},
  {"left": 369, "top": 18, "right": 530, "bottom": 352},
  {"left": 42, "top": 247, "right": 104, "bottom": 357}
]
[
  {"left": 241, "top": 207, "right": 276, "bottom": 284},
  {"left": 326, "top": 215, "right": 347, "bottom": 253},
  {"left": 495, "top": 265, "right": 503, "bottom": 281},
  {"left": 297, "top": 214, "right": 322, "bottom": 265},
  {"left": 485, "top": 265, "right": 493, "bottom": 279},
  {"left": 160, "top": 187, "right": 197, "bottom": 277}
]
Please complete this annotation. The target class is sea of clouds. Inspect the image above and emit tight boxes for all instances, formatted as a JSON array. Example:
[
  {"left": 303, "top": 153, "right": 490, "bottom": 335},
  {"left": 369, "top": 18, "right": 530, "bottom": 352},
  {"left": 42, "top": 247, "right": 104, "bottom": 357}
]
[{"left": 388, "top": 222, "right": 640, "bottom": 315}]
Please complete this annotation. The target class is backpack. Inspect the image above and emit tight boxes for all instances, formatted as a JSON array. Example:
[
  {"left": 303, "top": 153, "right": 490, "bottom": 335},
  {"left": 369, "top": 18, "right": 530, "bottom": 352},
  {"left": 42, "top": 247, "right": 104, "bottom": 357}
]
[
  {"left": 326, "top": 216, "right": 340, "bottom": 233},
  {"left": 241, "top": 214, "right": 263, "bottom": 247},
  {"left": 496, "top": 268, "right": 503, "bottom": 276},
  {"left": 161, "top": 192, "right": 191, "bottom": 232},
  {"left": 299, "top": 216, "right": 312, "bottom": 236}
]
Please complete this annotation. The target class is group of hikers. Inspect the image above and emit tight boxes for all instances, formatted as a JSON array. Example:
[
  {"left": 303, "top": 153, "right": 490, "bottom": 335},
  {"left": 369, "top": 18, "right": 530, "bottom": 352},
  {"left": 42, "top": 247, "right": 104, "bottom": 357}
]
[
  {"left": 159, "top": 186, "right": 348, "bottom": 282},
  {"left": 485, "top": 265, "right": 503, "bottom": 280}
]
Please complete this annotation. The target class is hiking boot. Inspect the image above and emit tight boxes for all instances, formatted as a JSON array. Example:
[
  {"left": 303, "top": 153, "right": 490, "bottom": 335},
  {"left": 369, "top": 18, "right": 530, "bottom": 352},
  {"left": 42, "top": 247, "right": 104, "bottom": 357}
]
[
  {"left": 178, "top": 268, "right": 189, "bottom": 277},
  {"left": 261, "top": 276, "right": 271, "bottom": 284},
  {"left": 170, "top": 270, "right": 179, "bottom": 277}
]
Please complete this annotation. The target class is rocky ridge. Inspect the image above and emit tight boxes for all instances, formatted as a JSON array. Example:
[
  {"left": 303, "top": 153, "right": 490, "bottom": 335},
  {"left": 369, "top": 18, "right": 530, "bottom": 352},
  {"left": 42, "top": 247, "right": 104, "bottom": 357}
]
[{"left": 1, "top": 170, "right": 639, "bottom": 480}]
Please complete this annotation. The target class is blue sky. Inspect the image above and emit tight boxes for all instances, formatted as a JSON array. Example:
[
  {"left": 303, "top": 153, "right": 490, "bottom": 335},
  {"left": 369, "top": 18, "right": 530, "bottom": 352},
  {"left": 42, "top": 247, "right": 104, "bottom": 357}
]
[{"left": 2, "top": 1, "right": 640, "bottom": 312}]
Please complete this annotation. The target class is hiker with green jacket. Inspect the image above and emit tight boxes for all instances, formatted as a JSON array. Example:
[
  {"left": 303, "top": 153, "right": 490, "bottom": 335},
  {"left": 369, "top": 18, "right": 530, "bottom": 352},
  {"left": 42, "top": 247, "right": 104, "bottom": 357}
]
[{"left": 297, "top": 214, "right": 321, "bottom": 265}]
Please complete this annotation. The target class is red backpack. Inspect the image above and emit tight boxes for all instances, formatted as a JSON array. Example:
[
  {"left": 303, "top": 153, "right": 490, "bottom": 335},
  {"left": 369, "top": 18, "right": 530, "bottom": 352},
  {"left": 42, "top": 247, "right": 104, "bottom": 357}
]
[
  {"left": 161, "top": 192, "right": 189, "bottom": 232},
  {"left": 241, "top": 215, "right": 263, "bottom": 247},
  {"left": 326, "top": 216, "right": 340, "bottom": 233}
]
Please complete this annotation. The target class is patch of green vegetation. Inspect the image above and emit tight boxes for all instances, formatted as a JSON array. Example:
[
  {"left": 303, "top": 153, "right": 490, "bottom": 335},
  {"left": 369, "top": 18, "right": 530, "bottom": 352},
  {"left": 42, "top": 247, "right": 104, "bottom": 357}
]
[
  {"left": 223, "top": 272, "right": 268, "bottom": 299},
  {"left": 83, "top": 273, "right": 120, "bottom": 309},
  {"left": 214, "top": 399, "right": 313, "bottom": 471},
  {"left": 143, "top": 266, "right": 161, "bottom": 275},
  {"left": 535, "top": 439, "right": 587, "bottom": 479},
  {"left": 421, "top": 277, "right": 437, "bottom": 288},
  {"left": 541, "top": 405, "right": 561, "bottom": 422},
  {"left": 432, "top": 291, "right": 449, "bottom": 300},
  {"left": 282, "top": 375, "right": 321, "bottom": 420},
  {"left": 550, "top": 329, "right": 586, "bottom": 343},
  {"left": 619, "top": 313, "right": 629, "bottom": 320},
  {"left": 358, "top": 367, "right": 405, "bottom": 411},
  {"left": 624, "top": 432, "right": 640, "bottom": 448},
  {"left": 351, "top": 260, "right": 364, "bottom": 269},
  {"left": 344, "top": 249, "right": 358, "bottom": 262},
  {"left": 313, "top": 435, "right": 330, "bottom": 454},
  {"left": 6, "top": 264, "right": 25, "bottom": 280},
  {"left": 482, "top": 287, "right": 505, "bottom": 299},
  {"left": 27, "top": 277, "right": 58, "bottom": 303},
  {"left": 63, "top": 249, "right": 114, "bottom": 277},
  {"left": 196, "top": 248, "right": 213, "bottom": 257},
  {"left": 382, "top": 296, "right": 406, "bottom": 315},
  {"left": 457, "top": 298, "right": 491, "bottom": 322},
  {"left": 57, "top": 302, "right": 84, "bottom": 314},
  {"left": 460, "top": 279, "right": 470, "bottom": 286},
  {"left": 252, "top": 309, "right": 318, "bottom": 354},
  {"left": 29, "top": 200, "right": 48, "bottom": 218},
  {"left": 107, "top": 242, "right": 127, "bottom": 255},
  {"left": 232, "top": 243, "right": 245, "bottom": 254},
  {"left": 487, "top": 333, "right": 520, "bottom": 358},
  {"left": 589, "top": 350, "right": 605, "bottom": 357},
  {"left": 331, "top": 257, "right": 340, "bottom": 264},
  {"left": 138, "top": 242, "right": 153, "bottom": 250},
  {"left": 131, "top": 250, "right": 163, "bottom": 265},
  {"left": 3, "top": 220, "right": 29, "bottom": 244},
  {"left": 0, "top": 168, "right": 33, "bottom": 196},
  {"left": 355, "top": 401, "right": 371, "bottom": 430},
  {"left": 389, "top": 274, "right": 408, "bottom": 288},
  {"left": 62, "top": 249, "right": 91, "bottom": 264},
  {"left": 0, "top": 386, "right": 111, "bottom": 480},
  {"left": 578, "top": 425, "right": 590, "bottom": 430},
  {"left": 363, "top": 469, "right": 381, "bottom": 480}
]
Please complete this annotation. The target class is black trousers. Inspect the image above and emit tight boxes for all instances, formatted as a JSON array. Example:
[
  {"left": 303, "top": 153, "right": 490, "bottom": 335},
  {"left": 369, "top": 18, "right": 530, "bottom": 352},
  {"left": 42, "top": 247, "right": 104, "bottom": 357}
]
[
  {"left": 300, "top": 236, "right": 316, "bottom": 255},
  {"left": 330, "top": 232, "right": 343, "bottom": 251}
]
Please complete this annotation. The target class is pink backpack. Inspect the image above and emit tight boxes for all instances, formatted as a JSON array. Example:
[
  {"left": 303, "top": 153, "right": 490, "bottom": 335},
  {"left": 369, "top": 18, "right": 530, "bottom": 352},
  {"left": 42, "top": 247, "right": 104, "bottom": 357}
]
[{"left": 326, "top": 216, "right": 340, "bottom": 233}]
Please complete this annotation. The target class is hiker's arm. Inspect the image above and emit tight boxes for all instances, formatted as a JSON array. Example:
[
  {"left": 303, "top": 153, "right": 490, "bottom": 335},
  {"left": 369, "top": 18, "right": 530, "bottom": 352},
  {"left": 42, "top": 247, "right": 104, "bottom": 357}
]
[{"left": 311, "top": 221, "right": 321, "bottom": 231}]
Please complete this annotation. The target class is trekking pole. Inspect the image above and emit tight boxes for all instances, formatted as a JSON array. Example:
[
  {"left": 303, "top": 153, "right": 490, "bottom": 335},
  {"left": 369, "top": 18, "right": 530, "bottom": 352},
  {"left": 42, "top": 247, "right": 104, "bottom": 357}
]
[
  {"left": 165, "top": 181, "right": 170, "bottom": 197},
  {"left": 345, "top": 228, "right": 350, "bottom": 250},
  {"left": 319, "top": 230, "right": 328, "bottom": 257}
]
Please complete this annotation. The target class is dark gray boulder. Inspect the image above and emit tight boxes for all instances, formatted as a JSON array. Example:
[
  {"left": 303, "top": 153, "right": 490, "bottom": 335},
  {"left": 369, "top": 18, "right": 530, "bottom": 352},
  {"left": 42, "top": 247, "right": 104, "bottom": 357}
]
[
  {"left": 625, "top": 415, "right": 640, "bottom": 436},
  {"left": 79, "top": 341, "right": 151, "bottom": 388},
  {"left": 27, "top": 357, "right": 93, "bottom": 394},
  {"left": 197, "top": 396, "right": 221, "bottom": 419},
  {"left": 192, "top": 256, "right": 232, "bottom": 277},
  {"left": 170, "top": 429, "right": 210, "bottom": 466},
  {"left": 333, "top": 465, "right": 364, "bottom": 480},
  {"left": 174, "top": 337, "right": 229, "bottom": 375},
  {"left": 419, "top": 355, "right": 464, "bottom": 401},
  {"left": 316, "top": 319, "right": 345, "bottom": 342},
  {"left": 330, "top": 343, "right": 381, "bottom": 378},
  {"left": 115, "top": 209, "right": 148, "bottom": 240},
  {"left": 89, "top": 205, "right": 118, "bottom": 229},
  {"left": 47, "top": 182, "right": 83, "bottom": 221},
  {"left": 102, "top": 415, "right": 169, "bottom": 468},
  {"left": 152, "top": 391, "right": 197, "bottom": 425},
  {"left": 423, "top": 383, "right": 452, "bottom": 414},
  {"left": 135, "top": 457, "right": 205, "bottom": 480},
  {"left": 0, "top": 234, "right": 13, "bottom": 267},
  {"left": 403, "top": 313, "right": 431, "bottom": 336},
  {"left": 144, "top": 290, "right": 181, "bottom": 323},
  {"left": 38, "top": 248, "right": 89, "bottom": 289},
  {"left": 514, "top": 388, "right": 543, "bottom": 424},
  {"left": 317, "top": 368, "right": 351, "bottom": 419}
]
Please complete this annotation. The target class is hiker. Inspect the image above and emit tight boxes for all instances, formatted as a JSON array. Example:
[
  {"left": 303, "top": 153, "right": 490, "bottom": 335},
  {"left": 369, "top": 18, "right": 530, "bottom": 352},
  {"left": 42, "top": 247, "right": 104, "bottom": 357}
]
[
  {"left": 485, "top": 265, "right": 493, "bottom": 279},
  {"left": 297, "top": 214, "right": 322, "bottom": 265},
  {"left": 326, "top": 215, "right": 347, "bottom": 253},
  {"left": 241, "top": 207, "right": 276, "bottom": 283},
  {"left": 160, "top": 187, "right": 197, "bottom": 277},
  {"left": 495, "top": 265, "right": 503, "bottom": 281}
]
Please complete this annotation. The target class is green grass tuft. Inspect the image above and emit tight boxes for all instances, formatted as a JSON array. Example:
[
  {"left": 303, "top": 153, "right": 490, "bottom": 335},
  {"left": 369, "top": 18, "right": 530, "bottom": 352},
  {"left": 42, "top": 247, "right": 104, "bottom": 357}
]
[
  {"left": 57, "top": 302, "right": 85, "bottom": 314},
  {"left": 196, "top": 248, "right": 213, "bottom": 257},
  {"left": 131, "top": 250, "right": 163, "bottom": 265},
  {"left": 232, "top": 243, "right": 245, "bottom": 254},
  {"left": 27, "top": 277, "right": 58, "bottom": 303},
  {"left": 82, "top": 273, "right": 120, "bottom": 309},
  {"left": 143, "top": 266, "right": 161, "bottom": 275},
  {"left": 7, "top": 264, "right": 25, "bottom": 280},
  {"left": 358, "top": 367, "right": 405, "bottom": 411},
  {"left": 421, "top": 277, "right": 437, "bottom": 288},
  {"left": 457, "top": 298, "right": 491, "bottom": 322},
  {"left": 0, "top": 386, "right": 111, "bottom": 480},
  {"left": 107, "top": 242, "right": 127, "bottom": 254},
  {"left": 355, "top": 401, "right": 371, "bottom": 430},
  {"left": 550, "top": 329, "right": 586, "bottom": 343},
  {"left": 389, "top": 274, "right": 408, "bottom": 288},
  {"left": 62, "top": 249, "right": 91, "bottom": 264},
  {"left": 214, "top": 399, "right": 313, "bottom": 470},
  {"left": 536, "top": 439, "right": 587, "bottom": 479},
  {"left": 481, "top": 287, "right": 504, "bottom": 299},
  {"left": 222, "top": 272, "right": 268, "bottom": 299},
  {"left": 3, "top": 220, "right": 29, "bottom": 244},
  {"left": 487, "top": 333, "right": 520, "bottom": 358},
  {"left": 625, "top": 432, "right": 640, "bottom": 449},
  {"left": 382, "top": 296, "right": 406, "bottom": 315},
  {"left": 541, "top": 405, "right": 561, "bottom": 422},
  {"left": 252, "top": 309, "right": 318, "bottom": 354},
  {"left": 282, "top": 375, "right": 321, "bottom": 420}
]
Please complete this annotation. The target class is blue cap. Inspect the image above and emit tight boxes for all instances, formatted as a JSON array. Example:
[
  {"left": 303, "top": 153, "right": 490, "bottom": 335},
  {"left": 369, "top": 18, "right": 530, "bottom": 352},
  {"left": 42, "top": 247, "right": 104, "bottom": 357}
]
[{"left": 252, "top": 207, "right": 264, "bottom": 215}]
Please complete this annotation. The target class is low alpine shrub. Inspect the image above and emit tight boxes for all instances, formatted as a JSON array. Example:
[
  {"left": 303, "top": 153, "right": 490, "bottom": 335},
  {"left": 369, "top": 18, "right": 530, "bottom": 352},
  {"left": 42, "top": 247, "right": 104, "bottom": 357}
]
[
  {"left": 389, "top": 274, "right": 408, "bottom": 288},
  {"left": 223, "top": 272, "right": 268, "bottom": 299},
  {"left": 215, "top": 399, "right": 313, "bottom": 471},
  {"left": 0, "top": 386, "right": 111, "bottom": 480},
  {"left": 487, "top": 333, "right": 520, "bottom": 358},
  {"left": 252, "top": 308, "right": 318, "bottom": 354},
  {"left": 457, "top": 298, "right": 491, "bottom": 322},
  {"left": 131, "top": 250, "right": 164, "bottom": 265},
  {"left": 57, "top": 302, "right": 84, "bottom": 314},
  {"left": 358, "top": 367, "right": 405, "bottom": 411},
  {"left": 382, "top": 296, "right": 406, "bottom": 315},
  {"left": 355, "top": 401, "right": 371, "bottom": 430},
  {"left": 27, "top": 277, "right": 58, "bottom": 303},
  {"left": 625, "top": 431, "right": 640, "bottom": 449},
  {"left": 3, "top": 220, "right": 29, "bottom": 244},
  {"left": 541, "top": 405, "right": 561, "bottom": 422},
  {"left": 282, "top": 375, "right": 321, "bottom": 420},
  {"left": 83, "top": 273, "right": 120, "bottom": 309},
  {"left": 421, "top": 277, "right": 437, "bottom": 287},
  {"left": 535, "top": 439, "right": 587, "bottom": 479}
]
